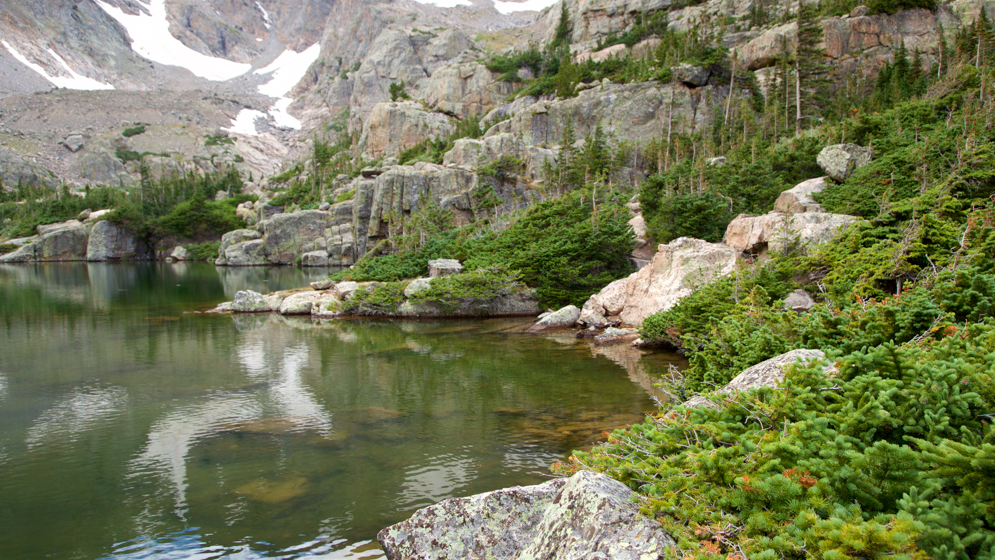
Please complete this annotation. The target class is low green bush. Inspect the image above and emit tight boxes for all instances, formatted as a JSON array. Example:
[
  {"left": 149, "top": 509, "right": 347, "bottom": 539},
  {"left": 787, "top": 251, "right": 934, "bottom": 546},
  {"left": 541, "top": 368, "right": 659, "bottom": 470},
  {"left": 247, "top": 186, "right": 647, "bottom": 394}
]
[
  {"left": 122, "top": 125, "right": 146, "bottom": 138},
  {"left": 184, "top": 241, "right": 220, "bottom": 261}
]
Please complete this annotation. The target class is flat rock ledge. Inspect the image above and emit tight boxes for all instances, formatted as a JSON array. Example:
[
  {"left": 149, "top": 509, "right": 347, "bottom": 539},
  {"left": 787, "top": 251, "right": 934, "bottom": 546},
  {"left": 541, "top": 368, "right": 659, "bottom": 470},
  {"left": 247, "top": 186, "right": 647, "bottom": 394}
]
[{"left": 378, "top": 470, "right": 674, "bottom": 560}]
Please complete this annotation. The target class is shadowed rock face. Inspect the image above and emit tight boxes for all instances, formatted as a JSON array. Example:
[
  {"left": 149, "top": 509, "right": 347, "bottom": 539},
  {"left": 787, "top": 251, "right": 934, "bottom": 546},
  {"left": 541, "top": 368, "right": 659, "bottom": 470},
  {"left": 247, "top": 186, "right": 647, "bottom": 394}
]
[{"left": 378, "top": 470, "right": 674, "bottom": 560}]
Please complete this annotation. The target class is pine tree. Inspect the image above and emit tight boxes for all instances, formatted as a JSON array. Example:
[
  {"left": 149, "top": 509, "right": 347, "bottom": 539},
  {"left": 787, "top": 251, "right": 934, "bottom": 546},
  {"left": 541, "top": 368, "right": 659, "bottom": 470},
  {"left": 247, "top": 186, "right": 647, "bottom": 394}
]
[
  {"left": 552, "top": 1, "right": 572, "bottom": 49},
  {"left": 794, "top": 0, "right": 831, "bottom": 134}
]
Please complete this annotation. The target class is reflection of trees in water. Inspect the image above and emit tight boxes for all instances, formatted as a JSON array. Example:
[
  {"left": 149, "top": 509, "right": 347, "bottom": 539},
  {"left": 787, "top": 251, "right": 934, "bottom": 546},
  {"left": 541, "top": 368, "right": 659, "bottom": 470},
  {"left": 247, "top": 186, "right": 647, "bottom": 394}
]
[{"left": 215, "top": 265, "right": 341, "bottom": 299}]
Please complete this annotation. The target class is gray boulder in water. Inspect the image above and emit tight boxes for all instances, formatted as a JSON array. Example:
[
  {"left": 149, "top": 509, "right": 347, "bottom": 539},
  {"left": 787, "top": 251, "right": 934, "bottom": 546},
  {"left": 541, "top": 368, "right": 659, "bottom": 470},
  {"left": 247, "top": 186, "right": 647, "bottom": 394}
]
[{"left": 378, "top": 470, "right": 674, "bottom": 560}]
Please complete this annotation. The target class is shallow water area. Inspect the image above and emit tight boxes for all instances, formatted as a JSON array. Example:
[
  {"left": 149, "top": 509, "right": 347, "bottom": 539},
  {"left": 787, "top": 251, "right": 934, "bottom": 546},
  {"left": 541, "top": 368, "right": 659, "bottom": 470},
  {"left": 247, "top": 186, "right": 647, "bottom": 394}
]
[{"left": 0, "top": 262, "right": 677, "bottom": 559}]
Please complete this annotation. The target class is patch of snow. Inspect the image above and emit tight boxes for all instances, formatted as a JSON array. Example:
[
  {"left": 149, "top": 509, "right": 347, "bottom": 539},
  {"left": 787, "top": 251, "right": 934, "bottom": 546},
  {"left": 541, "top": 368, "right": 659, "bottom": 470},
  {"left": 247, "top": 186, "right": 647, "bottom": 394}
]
[
  {"left": 410, "top": 0, "right": 472, "bottom": 7},
  {"left": 228, "top": 43, "right": 319, "bottom": 133},
  {"left": 269, "top": 98, "right": 301, "bottom": 130},
  {"left": 95, "top": 0, "right": 250, "bottom": 81},
  {"left": 492, "top": 0, "right": 561, "bottom": 13},
  {"left": 254, "top": 44, "right": 320, "bottom": 98},
  {"left": 1, "top": 41, "right": 115, "bottom": 90},
  {"left": 256, "top": 1, "right": 273, "bottom": 29},
  {"left": 227, "top": 109, "right": 267, "bottom": 136}
]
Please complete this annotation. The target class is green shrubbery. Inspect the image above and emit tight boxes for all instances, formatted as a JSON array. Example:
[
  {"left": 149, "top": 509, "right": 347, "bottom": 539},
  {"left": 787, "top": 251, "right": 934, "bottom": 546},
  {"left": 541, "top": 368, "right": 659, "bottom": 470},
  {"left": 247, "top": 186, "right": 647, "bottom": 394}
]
[
  {"left": 562, "top": 324, "right": 994, "bottom": 559},
  {"left": 184, "top": 241, "right": 221, "bottom": 261},
  {"left": 333, "top": 187, "right": 635, "bottom": 308}
]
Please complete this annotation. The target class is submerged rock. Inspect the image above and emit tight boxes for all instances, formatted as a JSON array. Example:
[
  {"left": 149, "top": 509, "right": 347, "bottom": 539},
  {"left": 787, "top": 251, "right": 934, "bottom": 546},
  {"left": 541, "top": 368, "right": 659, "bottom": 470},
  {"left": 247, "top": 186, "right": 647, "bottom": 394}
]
[{"left": 378, "top": 470, "right": 674, "bottom": 560}]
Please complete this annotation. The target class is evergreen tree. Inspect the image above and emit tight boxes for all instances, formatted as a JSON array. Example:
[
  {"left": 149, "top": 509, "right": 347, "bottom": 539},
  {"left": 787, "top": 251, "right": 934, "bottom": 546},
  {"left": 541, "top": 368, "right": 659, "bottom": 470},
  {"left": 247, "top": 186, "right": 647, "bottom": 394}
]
[
  {"left": 794, "top": 0, "right": 831, "bottom": 133},
  {"left": 552, "top": 1, "right": 572, "bottom": 49}
]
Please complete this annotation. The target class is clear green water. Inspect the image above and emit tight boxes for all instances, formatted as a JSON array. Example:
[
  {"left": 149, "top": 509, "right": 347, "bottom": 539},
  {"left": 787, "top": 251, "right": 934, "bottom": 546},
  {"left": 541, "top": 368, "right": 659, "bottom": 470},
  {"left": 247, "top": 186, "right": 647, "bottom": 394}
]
[{"left": 0, "top": 262, "right": 678, "bottom": 560}]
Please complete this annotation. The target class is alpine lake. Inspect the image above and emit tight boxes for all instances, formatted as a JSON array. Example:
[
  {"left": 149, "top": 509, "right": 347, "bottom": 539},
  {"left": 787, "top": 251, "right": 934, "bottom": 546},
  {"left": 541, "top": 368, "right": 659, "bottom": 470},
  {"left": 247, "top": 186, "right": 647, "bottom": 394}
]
[{"left": 0, "top": 262, "right": 683, "bottom": 559}]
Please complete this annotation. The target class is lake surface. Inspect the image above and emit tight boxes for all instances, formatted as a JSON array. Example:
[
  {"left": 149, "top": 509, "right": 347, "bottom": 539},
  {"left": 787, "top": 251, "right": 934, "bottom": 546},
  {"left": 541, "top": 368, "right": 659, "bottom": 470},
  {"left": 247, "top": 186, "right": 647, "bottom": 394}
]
[{"left": 0, "top": 262, "right": 679, "bottom": 560}]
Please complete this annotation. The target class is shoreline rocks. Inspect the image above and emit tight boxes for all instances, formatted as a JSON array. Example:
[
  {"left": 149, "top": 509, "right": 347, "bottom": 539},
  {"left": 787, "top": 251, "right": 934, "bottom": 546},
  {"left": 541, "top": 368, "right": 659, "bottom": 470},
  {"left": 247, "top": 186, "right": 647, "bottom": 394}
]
[{"left": 378, "top": 470, "right": 674, "bottom": 560}]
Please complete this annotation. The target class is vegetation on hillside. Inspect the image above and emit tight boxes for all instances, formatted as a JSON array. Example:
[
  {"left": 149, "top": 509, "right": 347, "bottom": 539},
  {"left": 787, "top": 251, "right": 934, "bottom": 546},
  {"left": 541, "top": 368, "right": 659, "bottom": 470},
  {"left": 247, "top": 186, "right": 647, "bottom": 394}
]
[{"left": 565, "top": 14, "right": 995, "bottom": 559}]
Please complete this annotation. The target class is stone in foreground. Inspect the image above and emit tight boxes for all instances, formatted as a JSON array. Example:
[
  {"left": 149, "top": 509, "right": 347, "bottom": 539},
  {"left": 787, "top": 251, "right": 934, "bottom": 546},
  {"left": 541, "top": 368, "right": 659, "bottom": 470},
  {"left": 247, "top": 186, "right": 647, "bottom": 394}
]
[{"left": 378, "top": 470, "right": 674, "bottom": 560}]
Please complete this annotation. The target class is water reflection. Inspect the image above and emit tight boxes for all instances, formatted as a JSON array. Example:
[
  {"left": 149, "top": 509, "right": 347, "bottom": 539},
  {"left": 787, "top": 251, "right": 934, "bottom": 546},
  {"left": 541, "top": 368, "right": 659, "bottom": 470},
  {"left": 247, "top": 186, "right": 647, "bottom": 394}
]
[
  {"left": 0, "top": 263, "right": 677, "bottom": 560},
  {"left": 25, "top": 385, "right": 129, "bottom": 449}
]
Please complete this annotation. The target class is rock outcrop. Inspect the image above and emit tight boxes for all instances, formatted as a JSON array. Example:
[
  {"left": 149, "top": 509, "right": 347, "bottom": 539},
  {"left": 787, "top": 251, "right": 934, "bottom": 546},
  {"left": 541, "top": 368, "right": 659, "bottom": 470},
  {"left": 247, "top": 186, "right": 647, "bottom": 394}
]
[
  {"left": 817, "top": 143, "right": 873, "bottom": 182},
  {"left": 378, "top": 470, "right": 674, "bottom": 560},
  {"left": 723, "top": 211, "right": 861, "bottom": 255},
  {"left": 86, "top": 220, "right": 147, "bottom": 261},
  {"left": 773, "top": 177, "right": 827, "bottom": 213},
  {"left": 684, "top": 349, "right": 836, "bottom": 408},
  {"left": 580, "top": 237, "right": 743, "bottom": 327},
  {"left": 0, "top": 221, "right": 89, "bottom": 262}
]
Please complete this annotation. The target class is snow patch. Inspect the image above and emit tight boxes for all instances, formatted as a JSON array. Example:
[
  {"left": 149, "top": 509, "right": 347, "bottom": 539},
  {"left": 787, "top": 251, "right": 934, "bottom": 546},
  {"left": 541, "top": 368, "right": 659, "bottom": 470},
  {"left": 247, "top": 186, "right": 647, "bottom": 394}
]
[
  {"left": 225, "top": 44, "right": 319, "bottom": 134},
  {"left": 227, "top": 109, "right": 268, "bottom": 136},
  {"left": 95, "top": 0, "right": 250, "bottom": 81},
  {"left": 2, "top": 41, "right": 114, "bottom": 90},
  {"left": 492, "top": 0, "right": 561, "bottom": 13},
  {"left": 254, "top": 44, "right": 320, "bottom": 98},
  {"left": 256, "top": 1, "right": 273, "bottom": 29}
]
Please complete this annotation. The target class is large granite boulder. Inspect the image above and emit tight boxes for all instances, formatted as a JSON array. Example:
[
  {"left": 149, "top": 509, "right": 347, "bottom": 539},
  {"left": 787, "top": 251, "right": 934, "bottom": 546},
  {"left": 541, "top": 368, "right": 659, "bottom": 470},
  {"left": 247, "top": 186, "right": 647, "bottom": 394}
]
[
  {"left": 378, "top": 470, "right": 674, "bottom": 560},
  {"left": 817, "top": 144, "right": 873, "bottom": 182},
  {"left": 260, "top": 210, "right": 331, "bottom": 265},
  {"left": 428, "top": 259, "right": 463, "bottom": 277},
  {"left": 526, "top": 305, "right": 581, "bottom": 333},
  {"left": 723, "top": 212, "right": 861, "bottom": 255},
  {"left": 736, "top": 22, "right": 798, "bottom": 70},
  {"left": 216, "top": 229, "right": 263, "bottom": 265},
  {"left": 684, "top": 349, "right": 835, "bottom": 408},
  {"left": 580, "top": 237, "right": 743, "bottom": 327},
  {"left": 231, "top": 290, "right": 282, "bottom": 313},
  {"left": 421, "top": 60, "right": 513, "bottom": 119},
  {"left": 6, "top": 224, "right": 93, "bottom": 262},
  {"left": 359, "top": 101, "right": 455, "bottom": 160},
  {"left": 397, "top": 290, "right": 539, "bottom": 317},
  {"left": 0, "top": 151, "right": 59, "bottom": 190},
  {"left": 773, "top": 177, "right": 827, "bottom": 213},
  {"left": 278, "top": 291, "right": 331, "bottom": 315},
  {"left": 86, "top": 220, "right": 146, "bottom": 261}
]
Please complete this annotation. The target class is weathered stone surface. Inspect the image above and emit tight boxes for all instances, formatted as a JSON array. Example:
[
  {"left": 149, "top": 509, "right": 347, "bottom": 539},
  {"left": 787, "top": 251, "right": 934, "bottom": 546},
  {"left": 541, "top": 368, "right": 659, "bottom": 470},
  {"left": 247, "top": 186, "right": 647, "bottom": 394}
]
[
  {"left": 378, "top": 469, "right": 674, "bottom": 560},
  {"left": 0, "top": 152, "right": 59, "bottom": 190},
  {"left": 428, "top": 259, "right": 463, "bottom": 277},
  {"left": 73, "top": 149, "right": 131, "bottom": 185},
  {"left": 231, "top": 290, "right": 276, "bottom": 313},
  {"left": 784, "top": 289, "right": 816, "bottom": 312},
  {"left": 62, "top": 134, "right": 85, "bottom": 153},
  {"left": 311, "top": 279, "right": 335, "bottom": 291},
  {"left": 260, "top": 210, "right": 331, "bottom": 265},
  {"left": 403, "top": 277, "right": 433, "bottom": 298},
  {"left": 397, "top": 290, "right": 540, "bottom": 318},
  {"left": 685, "top": 349, "right": 834, "bottom": 408},
  {"left": 170, "top": 246, "right": 189, "bottom": 261},
  {"left": 33, "top": 224, "right": 89, "bottom": 261},
  {"left": 581, "top": 238, "right": 742, "bottom": 327},
  {"left": 737, "top": 22, "right": 798, "bottom": 70},
  {"left": 37, "top": 219, "right": 83, "bottom": 236},
  {"left": 526, "top": 305, "right": 580, "bottom": 333},
  {"left": 421, "top": 60, "right": 513, "bottom": 119},
  {"left": 334, "top": 281, "right": 360, "bottom": 300},
  {"left": 595, "top": 327, "right": 640, "bottom": 346},
  {"left": 301, "top": 250, "right": 329, "bottom": 267},
  {"left": 222, "top": 240, "right": 267, "bottom": 266},
  {"left": 774, "top": 177, "right": 827, "bottom": 213},
  {"left": 217, "top": 229, "right": 263, "bottom": 265},
  {"left": 723, "top": 212, "right": 861, "bottom": 255},
  {"left": 359, "top": 101, "right": 455, "bottom": 160},
  {"left": 279, "top": 291, "right": 323, "bottom": 315},
  {"left": 86, "top": 220, "right": 146, "bottom": 261},
  {"left": 817, "top": 144, "right": 873, "bottom": 182},
  {"left": 672, "top": 63, "right": 710, "bottom": 87}
]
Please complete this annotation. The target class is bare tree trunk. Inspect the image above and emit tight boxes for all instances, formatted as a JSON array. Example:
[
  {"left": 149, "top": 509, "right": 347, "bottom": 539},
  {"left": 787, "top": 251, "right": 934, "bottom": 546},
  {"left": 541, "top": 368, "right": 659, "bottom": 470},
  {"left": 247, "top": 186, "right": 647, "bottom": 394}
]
[
  {"left": 795, "top": 61, "right": 802, "bottom": 135},
  {"left": 725, "top": 53, "right": 737, "bottom": 122}
]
